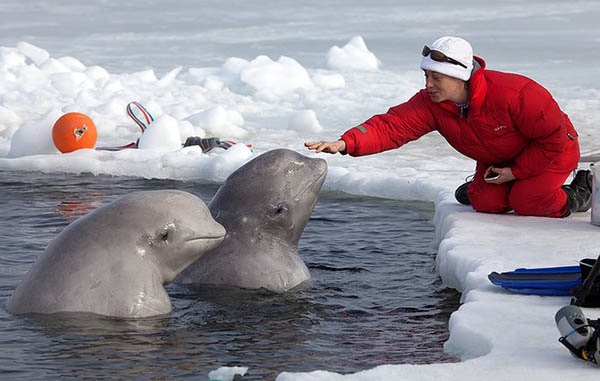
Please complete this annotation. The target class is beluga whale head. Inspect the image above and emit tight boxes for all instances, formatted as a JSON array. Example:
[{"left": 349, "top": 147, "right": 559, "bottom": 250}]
[
  {"left": 7, "top": 190, "right": 226, "bottom": 318},
  {"left": 176, "top": 148, "right": 328, "bottom": 292}
]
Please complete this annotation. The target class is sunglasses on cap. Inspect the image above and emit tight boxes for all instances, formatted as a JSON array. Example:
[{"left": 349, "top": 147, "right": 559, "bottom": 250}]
[{"left": 422, "top": 46, "right": 468, "bottom": 69}]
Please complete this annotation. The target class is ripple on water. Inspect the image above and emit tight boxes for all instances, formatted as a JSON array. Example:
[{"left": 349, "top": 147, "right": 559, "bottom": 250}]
[{"left": 0, "top": 171, "right": 460, "bottom": 379}]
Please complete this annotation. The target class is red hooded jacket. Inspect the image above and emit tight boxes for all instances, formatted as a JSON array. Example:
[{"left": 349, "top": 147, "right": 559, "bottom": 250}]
[{"left": 340, "top": 57, "right": 580, "bottom": 179}]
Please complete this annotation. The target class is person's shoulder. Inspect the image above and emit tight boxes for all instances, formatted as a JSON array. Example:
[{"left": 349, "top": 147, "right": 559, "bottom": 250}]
[
  {"left": 483, "top": 69, "right": 544, "bottom": 95},
  {"left": 484, "top": 69, "right": 531, "bottom": 84},
  {"left": 484, "top": 69, "right": 555, "bottom": 112},
  {"left": 474, "top": 56, "right": 529, "bottom": 84}
]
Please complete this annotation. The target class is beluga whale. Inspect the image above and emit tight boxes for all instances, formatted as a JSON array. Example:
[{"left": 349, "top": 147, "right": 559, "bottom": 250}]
[
  {"left": 176, "top": 148, "right": 327, "bottom": 292},
  {"left": 6, "top": 190, "right": 226, "bottom": 318}
]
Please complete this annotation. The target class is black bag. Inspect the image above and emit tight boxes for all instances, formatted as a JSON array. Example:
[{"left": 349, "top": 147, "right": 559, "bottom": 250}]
[{"left": 573, "top": 258, "right": 600, "bottom": 307}]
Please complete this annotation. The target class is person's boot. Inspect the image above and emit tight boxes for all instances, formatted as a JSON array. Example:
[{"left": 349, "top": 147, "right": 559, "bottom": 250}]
[
  {"left": 455, "top": 181, "right": 472, "bottom": 205},
  {"left": 562, "top": 169, "right": 593, "bottom": 215}
]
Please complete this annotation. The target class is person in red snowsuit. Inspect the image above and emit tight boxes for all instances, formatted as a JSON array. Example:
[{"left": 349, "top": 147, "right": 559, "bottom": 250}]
[{"left": 306, "top": 36, "right": 591, "bottom": 218}]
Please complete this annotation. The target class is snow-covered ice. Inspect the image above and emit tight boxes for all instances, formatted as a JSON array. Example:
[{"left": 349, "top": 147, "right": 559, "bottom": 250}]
[{"left": 1, "top": 1, "right": 600, "bottom": 379}]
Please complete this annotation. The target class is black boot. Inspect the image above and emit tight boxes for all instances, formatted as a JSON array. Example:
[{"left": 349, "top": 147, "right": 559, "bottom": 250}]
[
  {"left": 455, "top": 181, "right": 472, "bottom": 205},
  {"left": 562, "top": 169, "right": 593, "bottom": 215}
]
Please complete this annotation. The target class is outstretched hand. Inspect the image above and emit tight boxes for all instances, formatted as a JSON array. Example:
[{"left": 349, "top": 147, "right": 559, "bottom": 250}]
[{"left": 304, "top": 140, "right": 347, "bottom": 154}]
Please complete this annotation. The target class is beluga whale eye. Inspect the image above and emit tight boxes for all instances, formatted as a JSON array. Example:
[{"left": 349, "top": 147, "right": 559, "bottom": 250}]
[
  {"left": 154, "top": 222, "right": 176, "bottom": 245},
  {"left": 273, "top": 203, "right": 288, "bottom": 216}
]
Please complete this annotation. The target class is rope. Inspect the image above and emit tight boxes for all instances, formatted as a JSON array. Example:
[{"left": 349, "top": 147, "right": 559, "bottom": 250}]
[{"left": 126, "top": 101, "right": 154, "bottom": 132}]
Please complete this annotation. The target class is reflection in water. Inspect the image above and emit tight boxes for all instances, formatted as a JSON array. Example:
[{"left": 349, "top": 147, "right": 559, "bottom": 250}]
[
  {"left": 0, "top": 171, "right": 460, "bottom": 379},
  {"left": 11, "top": 286, "right": 319, "bottom": 379},
  {"left": 27, "top": 314, "right": 190, "bottom": 379},
  {"left": 55, "top": 193, "right": 103, "bottom": 221}
]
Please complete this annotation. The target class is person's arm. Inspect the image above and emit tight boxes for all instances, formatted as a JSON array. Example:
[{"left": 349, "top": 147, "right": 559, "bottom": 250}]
[
  {"left": 342, "top": 92, "right": 436, "bottom": 156},
  {"left": 305, "top": 91, "right": 436, "bottom": 156}
]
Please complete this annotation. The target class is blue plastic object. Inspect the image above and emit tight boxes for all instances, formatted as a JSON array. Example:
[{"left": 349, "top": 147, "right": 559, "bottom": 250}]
[{"left": 488, "top": 265, "right": 582, "bottom": 296}]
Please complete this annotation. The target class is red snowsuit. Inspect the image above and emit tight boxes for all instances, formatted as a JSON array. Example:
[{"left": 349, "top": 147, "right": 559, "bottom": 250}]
[{"left": 340, "top": 57, "right": 580, "bottom": 218}]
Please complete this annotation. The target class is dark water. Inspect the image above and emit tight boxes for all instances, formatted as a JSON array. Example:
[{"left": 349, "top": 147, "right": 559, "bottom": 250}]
[{"left": 0, "top": 170, "right": 460, "bottom": 380}]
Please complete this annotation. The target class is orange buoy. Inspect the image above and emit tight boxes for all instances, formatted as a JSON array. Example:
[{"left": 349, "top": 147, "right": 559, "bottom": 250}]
[{"left": 52, "top": 112, "right": 98, "bottom": 153}]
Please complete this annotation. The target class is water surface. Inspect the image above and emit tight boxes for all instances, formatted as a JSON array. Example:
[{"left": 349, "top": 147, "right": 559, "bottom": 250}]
[{"left": 0, "top": 170, "right": 459, "bottom": 379}]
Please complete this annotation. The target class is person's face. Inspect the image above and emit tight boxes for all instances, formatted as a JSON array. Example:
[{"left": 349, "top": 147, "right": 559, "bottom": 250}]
[{"left": 424, "top": 70, "right": 467, "bottom": 103}]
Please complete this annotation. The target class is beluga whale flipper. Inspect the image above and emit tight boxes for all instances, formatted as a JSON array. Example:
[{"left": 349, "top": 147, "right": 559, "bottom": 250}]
[
  {"left": 176, "top": 148, "right": 327, "bottom": 292},
  {"left": 6, "top": 190, "right": 226, "bottom": 318}
]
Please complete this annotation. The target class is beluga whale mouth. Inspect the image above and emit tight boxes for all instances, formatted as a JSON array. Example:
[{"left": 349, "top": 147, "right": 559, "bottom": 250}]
[
  {"left": 176, "top": 148, "right": 328, "bottom": 292},
  {"left": 294, "top": 165, "right": 327, "bottom": 200}
]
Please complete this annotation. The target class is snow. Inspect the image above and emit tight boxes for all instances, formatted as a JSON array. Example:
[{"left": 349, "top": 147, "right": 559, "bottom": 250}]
[
  {"left": 208, "top": 366, "right": 248, "bottom": 381},
  {"left": 1, "top": 0, "right": 600, "bottom": 379}
]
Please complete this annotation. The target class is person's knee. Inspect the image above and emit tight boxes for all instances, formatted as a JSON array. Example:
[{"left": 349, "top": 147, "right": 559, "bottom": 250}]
[
  {"left": 468, "top": 184, "right": 511, "bottom": 214},
  {"left": 509, "top": 198, "right": 536, "bottom": 216},
  {"left": 471, "top": 199, "right": 511, "bottom": 214},
  {"left": 509, "top": 188, "right": 566, "bottom": 217}
]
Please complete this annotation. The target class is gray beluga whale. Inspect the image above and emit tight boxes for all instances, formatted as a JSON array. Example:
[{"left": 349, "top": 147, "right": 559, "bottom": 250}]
[
  {"left": 176, "top": 148, "right": 327, "bottom": 292},
  {"left": 6, "top": 190, "right": 226, "bottom": 318}
]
